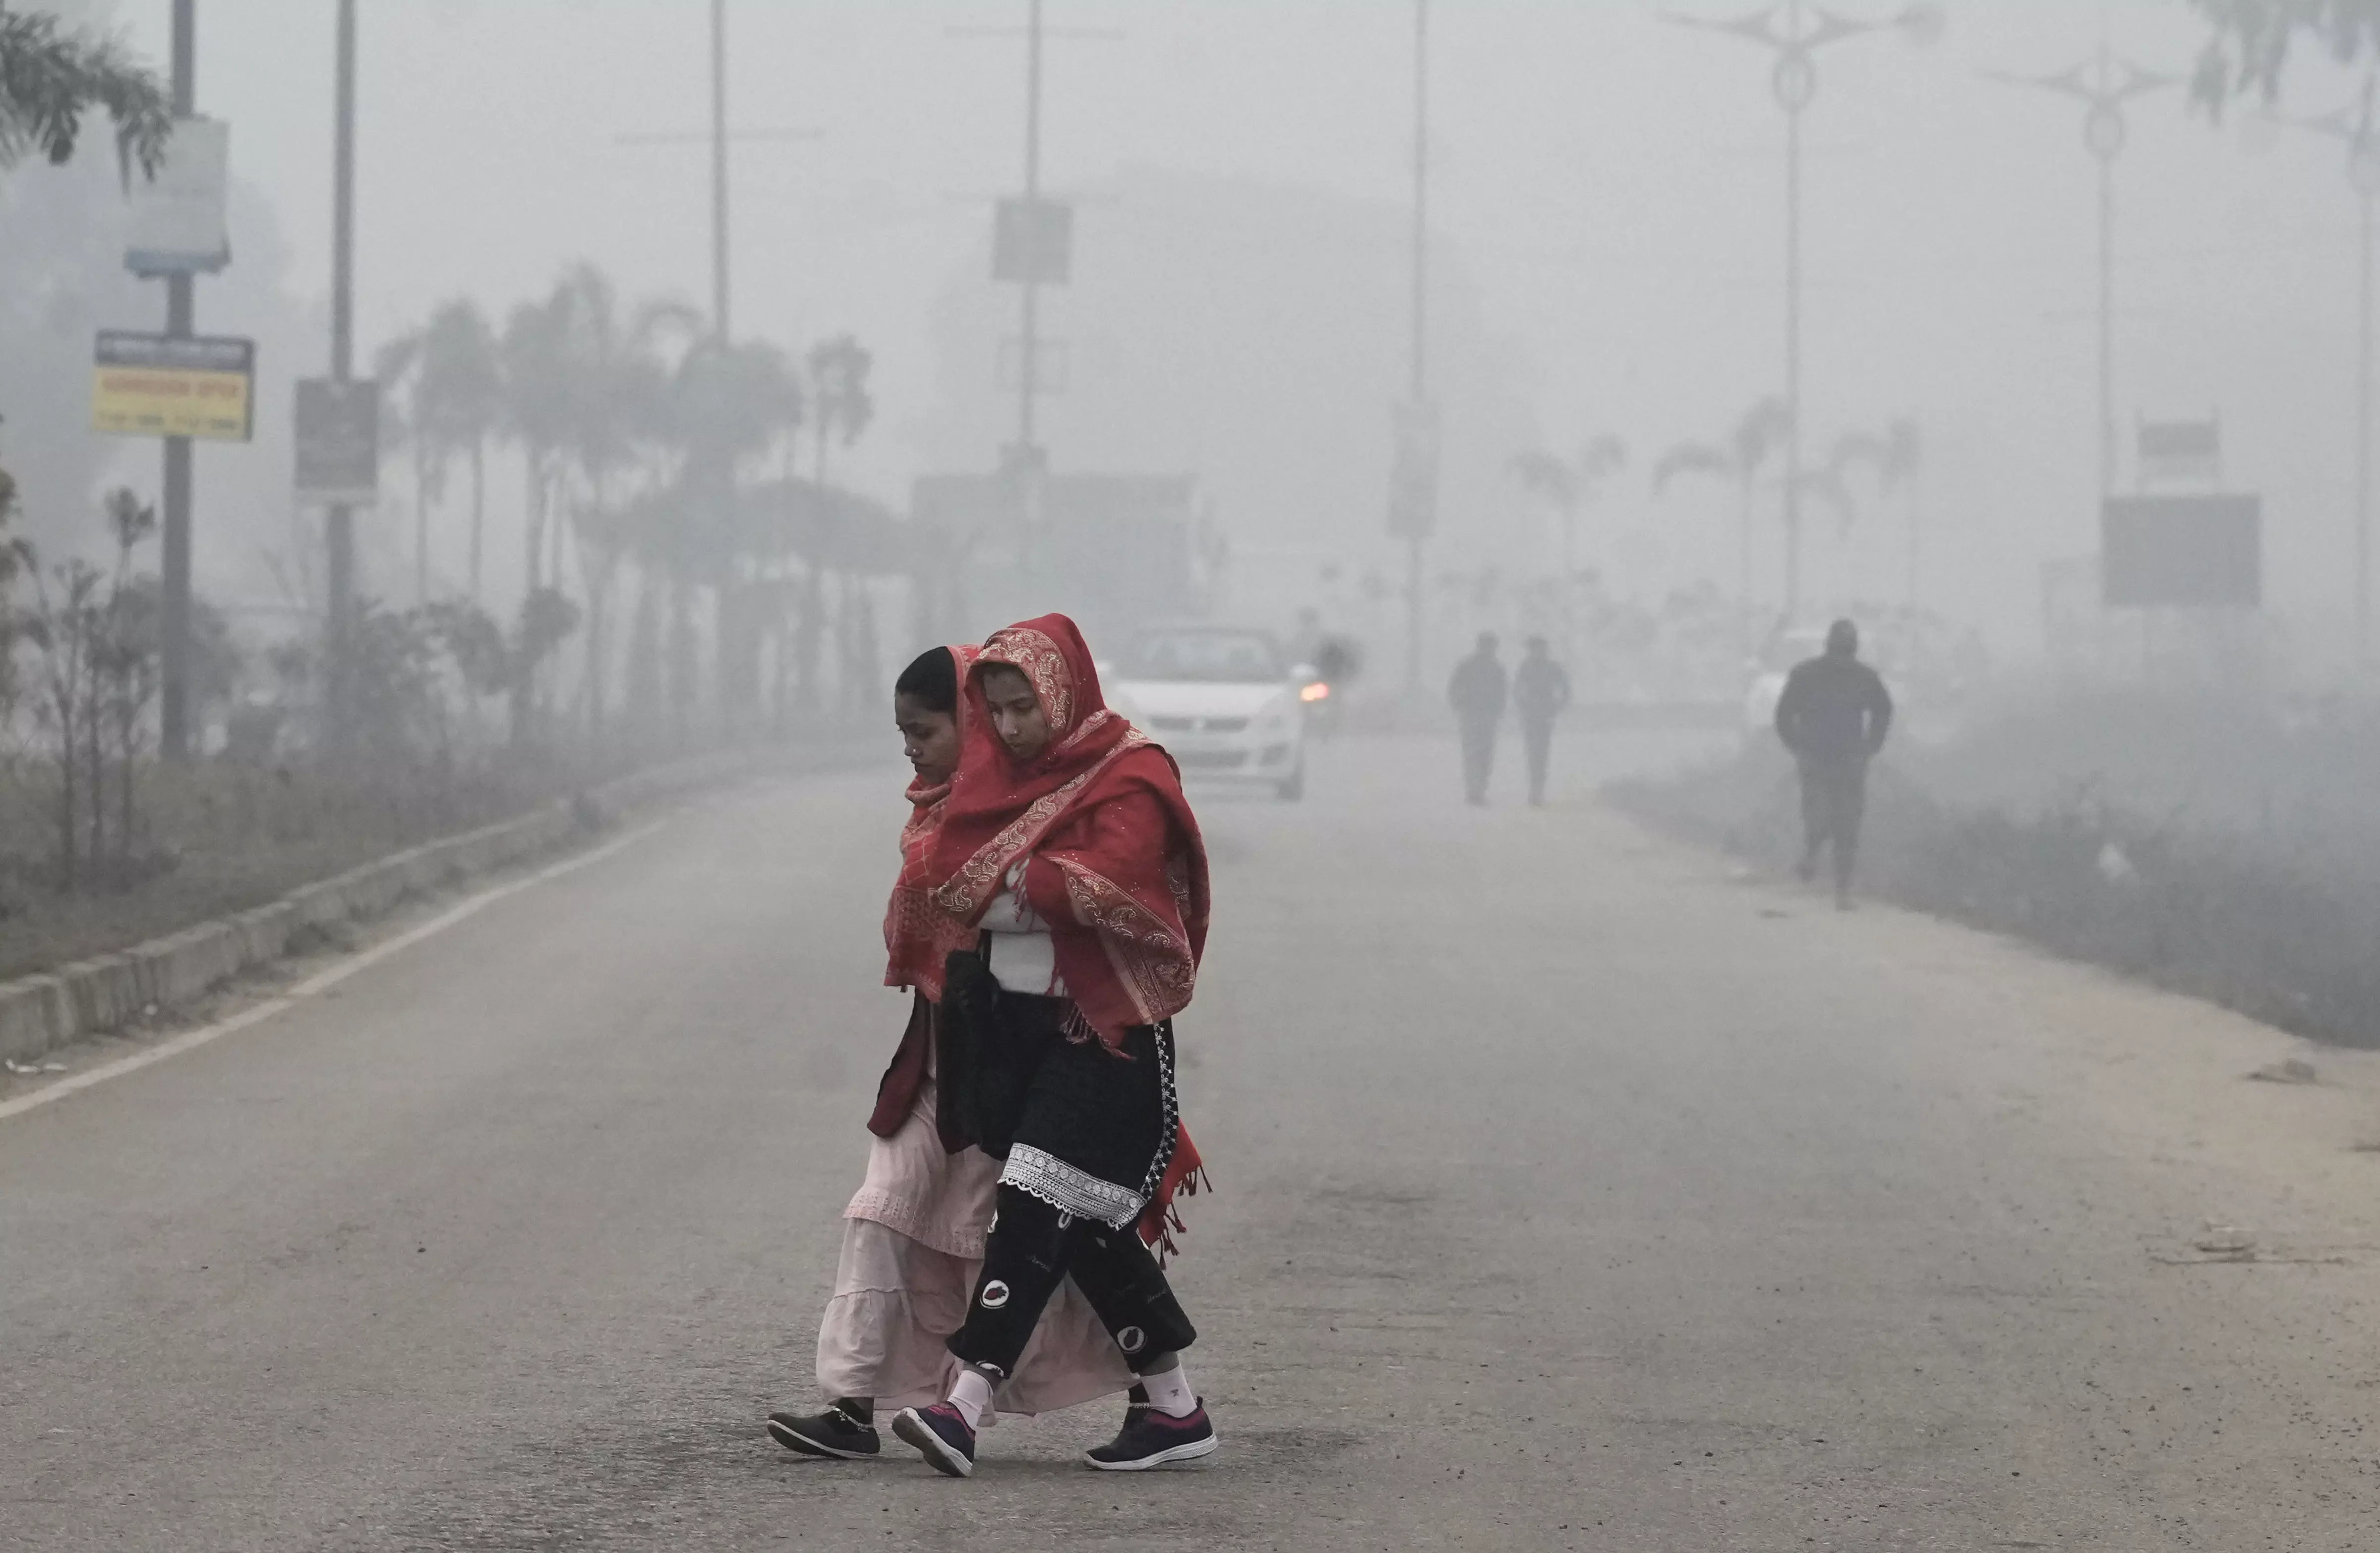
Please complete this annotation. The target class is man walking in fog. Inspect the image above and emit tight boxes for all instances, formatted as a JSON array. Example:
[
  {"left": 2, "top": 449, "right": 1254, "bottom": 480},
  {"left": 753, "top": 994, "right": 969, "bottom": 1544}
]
[
  {"left": 1774, "top": 618, "right": 1894, "bottom": 909},
  {"left": 1447, "top": 632, "right": 1508, "bottom": 805},
  {"left": 1512, "top": 636, "right": 1572, "bottom": 807}
]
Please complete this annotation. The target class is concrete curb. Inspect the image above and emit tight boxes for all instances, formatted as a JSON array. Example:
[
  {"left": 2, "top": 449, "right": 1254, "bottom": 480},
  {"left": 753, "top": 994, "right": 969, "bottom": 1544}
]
[{"left": 0, "top": 743, "right": 863, "bottom": 1068}]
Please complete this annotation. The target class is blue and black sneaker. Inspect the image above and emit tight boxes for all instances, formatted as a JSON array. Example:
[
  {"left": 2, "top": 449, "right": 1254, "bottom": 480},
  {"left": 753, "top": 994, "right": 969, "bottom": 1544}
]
[
  {"left": 1084, "top": 1397, "right": 1219, "bottom": 1471},
  {"left": 892, "top": 1402, "right": 977, "bottom": 1478}
]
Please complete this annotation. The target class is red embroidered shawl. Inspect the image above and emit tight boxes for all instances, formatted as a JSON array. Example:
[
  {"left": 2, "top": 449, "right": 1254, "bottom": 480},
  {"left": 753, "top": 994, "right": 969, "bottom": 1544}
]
[{"left": 923, "top": 614, "right": 1211, "bottom": 1046}]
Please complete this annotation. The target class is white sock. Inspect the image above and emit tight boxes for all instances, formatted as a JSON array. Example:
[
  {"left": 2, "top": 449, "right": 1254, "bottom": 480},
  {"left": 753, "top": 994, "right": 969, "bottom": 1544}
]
[
  {"left": 947, "top": 1368, "right": 994, "bottom": 1431},
  {"left": 1139, "top": 1362, "right": 1196, "bottom": 1418}
]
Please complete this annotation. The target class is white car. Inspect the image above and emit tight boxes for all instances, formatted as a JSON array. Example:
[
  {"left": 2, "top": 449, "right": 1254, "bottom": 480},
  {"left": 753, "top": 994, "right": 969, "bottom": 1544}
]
[
  {"left": 1744, "top": 626, "right": 1828, "bottom": 742},
  {"left": 1109, "top": 626, "right": 1312, "bottom": 801}
]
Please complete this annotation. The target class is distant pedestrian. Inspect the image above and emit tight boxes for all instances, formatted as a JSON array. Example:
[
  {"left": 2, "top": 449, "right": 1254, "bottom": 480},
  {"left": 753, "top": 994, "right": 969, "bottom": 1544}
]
[
  {"left": 1773, "top": 618, "right": 1894, "bottom": 908},
  {"left": 1512, "top": 636, "right": 1572, "bottom": 807},
  {"left": 1447, "top": 632, "right": 1508, "bottom": 806}
]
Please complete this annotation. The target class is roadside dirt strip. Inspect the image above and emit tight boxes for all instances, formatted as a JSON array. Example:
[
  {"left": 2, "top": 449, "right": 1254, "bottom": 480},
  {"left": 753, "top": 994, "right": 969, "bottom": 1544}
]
[{"left": 0, "top": 744, "right": 870, "bottom": 1069}]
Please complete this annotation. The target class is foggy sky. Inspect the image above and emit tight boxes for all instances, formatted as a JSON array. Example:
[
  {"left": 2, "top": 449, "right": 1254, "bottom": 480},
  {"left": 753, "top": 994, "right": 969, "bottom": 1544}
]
[{"left": 79, "top": 0, "right": 2379, "bottom": 655}]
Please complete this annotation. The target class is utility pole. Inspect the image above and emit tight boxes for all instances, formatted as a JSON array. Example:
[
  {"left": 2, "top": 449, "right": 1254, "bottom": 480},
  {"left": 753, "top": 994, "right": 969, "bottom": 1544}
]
[
  {"left": 1403, "top": 0, "right": 1428, "bottom": 699},
  {"left": 1984, "top": 9, "right": 2174, "bottom": 503},
  {"left": 159, "top": 0, "right": 195, "bottom": 759},
  {"left": 711, "top": 0, "right": 730, "bottom": 344},
  {"left": 952, "top": 3, "right": 1117, "bottom": 467},
  {"left": 1016, "top": 0, "right": 1045, "bottom": 462},
  {"left": 2273, "top": 75, "right": 2380, "bottom": 662},
  {"left": 1670, "top": 0, "right": 1936, "bottom": 624},
  {"left": 325, "top": 0, "right": 358, "bottom": 746}
]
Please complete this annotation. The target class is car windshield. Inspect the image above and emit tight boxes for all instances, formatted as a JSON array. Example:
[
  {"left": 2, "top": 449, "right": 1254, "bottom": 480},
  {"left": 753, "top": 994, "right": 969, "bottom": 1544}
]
[{"left": 1119, "top": 630, "right": 1285, "bottom": 683}]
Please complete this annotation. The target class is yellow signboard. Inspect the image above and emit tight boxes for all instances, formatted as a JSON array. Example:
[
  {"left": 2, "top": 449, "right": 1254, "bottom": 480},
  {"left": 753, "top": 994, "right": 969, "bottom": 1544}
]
[{"left": 91, "top": 330, "right": 254, "bottom": 441}]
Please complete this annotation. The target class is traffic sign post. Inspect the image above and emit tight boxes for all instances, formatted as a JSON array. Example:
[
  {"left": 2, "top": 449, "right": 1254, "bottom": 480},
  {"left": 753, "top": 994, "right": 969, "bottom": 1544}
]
[
  {"left": 90, "top": 331, "right": 254, "bottom": 441},
  {"left": 993, "top": 196, "right": 1073, "bottom": 285},
  {"left": 295, "top": 378, "right": 380, "bottom": 507},
  {"left": 2102, "top": 494, "right": 2261, "bottom": 608},
  {"left": 1386, "top": 398, "right": 1440, "bottom": 541}
]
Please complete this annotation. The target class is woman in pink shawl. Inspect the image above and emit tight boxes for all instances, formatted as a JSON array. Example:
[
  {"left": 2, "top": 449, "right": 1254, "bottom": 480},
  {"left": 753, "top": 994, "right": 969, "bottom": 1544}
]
[{"left": 766, "top": 646, "right": 1131, "bottom": 1461}]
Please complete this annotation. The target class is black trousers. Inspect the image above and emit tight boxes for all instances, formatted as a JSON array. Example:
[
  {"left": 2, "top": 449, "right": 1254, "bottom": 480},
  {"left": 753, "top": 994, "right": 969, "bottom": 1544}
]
[
  {"left": 1520, "top": 717, "right": 1555, "bottom": 804},
  {"left": 1459, "top": 719, "right": 1498, "bottom": 803},
  {"left": 945, "top": 998, "right": 1196, "bottom": 1379},
  {"left": 1797, "top": 758, "right": 1868, "bottom": 888},
  {"left": 948, "top": 1185, "right": 1197, "bottom": 1378}
]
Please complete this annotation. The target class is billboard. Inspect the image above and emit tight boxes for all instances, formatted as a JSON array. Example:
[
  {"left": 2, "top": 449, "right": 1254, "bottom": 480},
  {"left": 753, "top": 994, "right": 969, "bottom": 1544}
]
[
  {"left": 2102, "top": 494, "right": 2260, "bottom": 608},
  {"left": 992, "top": 197, "right": 1073, "bottom": 285},
  {"left": 125, "top": 116, "right": 232, "bottom": 277},
  {"left": 2137, "top": 417, "right": 2221, "bottom": 487},
  {"left": 294, "top": 378, "right": 381, "bottom": 505},
  {"left": 90, "top": 331, "right": 254, "bottom": 441}
]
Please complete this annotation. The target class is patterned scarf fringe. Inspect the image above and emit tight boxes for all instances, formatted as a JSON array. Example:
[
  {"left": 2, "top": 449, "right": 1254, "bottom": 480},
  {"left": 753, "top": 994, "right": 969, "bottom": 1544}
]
[
  {"left": 1060, "top": 1003, "right": 1104, "bottom": 1047},
  {"left": 1147, "top": 1164, "right": 1210, "bottom": 1267}
]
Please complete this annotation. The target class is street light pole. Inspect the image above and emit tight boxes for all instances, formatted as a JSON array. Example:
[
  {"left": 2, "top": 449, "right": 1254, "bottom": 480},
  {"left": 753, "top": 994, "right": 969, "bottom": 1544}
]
[
  {"left": 325, "top": 0, "right": 359, "bottom": 752},
  {"left": 1404, "top": 0, "right": 1428, "bottom": 699},
  {"left": 2273, "top": 76, "right": 2380, "bottom": 662},
  {"left": 2363, "top": 169, "right": 2375, "bottom": 659},
  {"left": 711, "top": 0, "right": 730, "bottom": 344},
  {"left": 2097, "top": 97, "right": 2117, "bottom": 497},
  {"left": 1018, "top": 0, "right": 1044, "bottom": 460},
  {"left": 1985, "top": 16, "right": 2174, "bottom": 504},
  {"left": 160, "top": 0, "right": 195, "bottom": 759},
  {"left": 1781, "top": 3, "right": 1807, "bottom": 628},
  {"left": 1670, "top": 0, "right": 1934, "bottom": 626}
]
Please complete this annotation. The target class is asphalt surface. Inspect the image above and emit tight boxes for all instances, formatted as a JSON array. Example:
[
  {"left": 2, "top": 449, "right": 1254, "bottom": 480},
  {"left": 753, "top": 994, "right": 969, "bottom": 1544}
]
[{"left": 6, "top": 729, "right": 2380, "bottom": 1551}]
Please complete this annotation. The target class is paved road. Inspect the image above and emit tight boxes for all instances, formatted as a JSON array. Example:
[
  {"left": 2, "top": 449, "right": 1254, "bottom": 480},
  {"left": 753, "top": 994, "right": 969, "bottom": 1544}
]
[{"left": 7, "top": 730, "right": 2380, "bottom": 1551}]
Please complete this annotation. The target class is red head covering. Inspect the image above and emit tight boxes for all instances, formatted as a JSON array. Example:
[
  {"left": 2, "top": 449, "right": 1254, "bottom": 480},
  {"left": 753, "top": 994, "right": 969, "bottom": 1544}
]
[
  {"left": 883, "top": 643, "right": 982, "bottom": 1000},
  {"left": 925, "top": 613, "right": 1211, "bottom": 1044}
]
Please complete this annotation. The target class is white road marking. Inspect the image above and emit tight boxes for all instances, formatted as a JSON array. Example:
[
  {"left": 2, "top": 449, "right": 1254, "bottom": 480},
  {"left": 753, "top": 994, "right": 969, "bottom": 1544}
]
[{"left": 0, "top": 815, "right": 678, "bottom": 1125}]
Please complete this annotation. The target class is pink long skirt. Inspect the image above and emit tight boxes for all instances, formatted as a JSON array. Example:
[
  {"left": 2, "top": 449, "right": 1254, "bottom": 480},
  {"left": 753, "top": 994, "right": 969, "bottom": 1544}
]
[{"left": 815, "top": 1076, "right": 1135, "bottom": 1419}]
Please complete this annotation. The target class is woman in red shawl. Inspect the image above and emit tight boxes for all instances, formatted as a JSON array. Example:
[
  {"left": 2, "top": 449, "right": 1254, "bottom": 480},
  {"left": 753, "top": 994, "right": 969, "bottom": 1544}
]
[
  {"left": 768, "top": 645, "right": 1132, "bottom": 1463},
  {"left": 888, "top": 615, "right": 1220, "bottom": 1479}
]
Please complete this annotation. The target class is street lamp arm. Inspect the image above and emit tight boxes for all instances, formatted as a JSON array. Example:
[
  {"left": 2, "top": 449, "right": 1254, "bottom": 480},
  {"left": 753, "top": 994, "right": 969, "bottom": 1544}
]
[
  {"left": 1981, "top": 62, "right": 2099, "bottom": 103},
  {"left": 2110, "top": 60, "right": 2183, "bottom": 105},
  {"left": 1661, "top": 6, "right": 1789, "bottom": 51},
  {"left": 1803, "top": 9, "right": 1892, "bottom": 52}
]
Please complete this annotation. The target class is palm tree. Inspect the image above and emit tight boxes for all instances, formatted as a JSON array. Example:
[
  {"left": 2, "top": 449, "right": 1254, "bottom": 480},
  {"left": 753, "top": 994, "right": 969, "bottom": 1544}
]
[
  {"left": 371, "top": 333, "right": 445, "bottom": 605},
  {"left": 2189, "top": 1, "right": 2380, "bottom": 113},
  {"left": 0, "top": 9, "right": 171, "bottom": 177},
  {"left": 1836, "top": 417, "right": 1924, "bottom": 608},
  {"left": 646, "top": 335, "right": 803, "bottom": 738},
  {"left": 1509, "top": 433, "right": 1627, "bottom": 578},
  {"left": 551, "top": 277, "right": 683, "bottom": 743},
  {"left": 500, "top": 285, "right": 578, "bottom": 600},
  {"left": 806, "top": 335, "right": 876, "bottom": 718},
  {"left": 1796, "top": 433, "right": 1868, "bottom": 540},
  {"left": 413, "top": 300, "right": 504, "bottom": 604},
  {"left": 1653, "top": 397, "right": 1793, "bottom": 637}
]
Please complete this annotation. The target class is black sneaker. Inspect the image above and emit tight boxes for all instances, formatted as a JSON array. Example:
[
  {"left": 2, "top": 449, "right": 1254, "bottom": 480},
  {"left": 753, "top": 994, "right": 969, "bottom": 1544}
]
[
  {"left": 768, "top": 1401, "right": 880, "bottom": 1459},
  {"left": 1084, "top": 1398, "right": 1219, "bottom": 1471},
  {"left": 892, "top": 1402, "right": 976, "bottom": 1478}
]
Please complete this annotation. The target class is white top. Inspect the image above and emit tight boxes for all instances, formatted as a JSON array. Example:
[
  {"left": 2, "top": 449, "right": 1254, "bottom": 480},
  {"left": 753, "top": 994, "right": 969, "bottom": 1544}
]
[{"left": 983, "top": 865, "right": 1067, "bottom": 996}]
